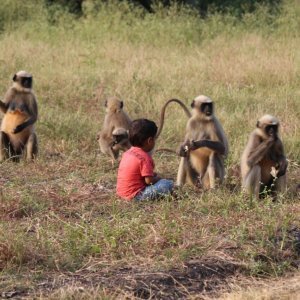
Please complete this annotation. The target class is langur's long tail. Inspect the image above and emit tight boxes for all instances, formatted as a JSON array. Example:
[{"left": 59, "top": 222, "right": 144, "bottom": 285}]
[{"left": 156, "top": 98, "right": 191, "bottom": 139}]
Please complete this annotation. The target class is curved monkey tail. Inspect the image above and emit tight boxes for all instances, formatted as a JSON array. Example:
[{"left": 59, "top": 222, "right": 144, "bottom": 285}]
[
  {"left": 156, "top": 98, "right": 191, "bottom": 139},
  {"left": 155, "top": 147, "right": 177, "bottom": 154}
]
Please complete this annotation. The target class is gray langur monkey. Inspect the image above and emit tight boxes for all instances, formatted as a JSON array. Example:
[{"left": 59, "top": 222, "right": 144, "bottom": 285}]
[
  {"left": 176, "top": 95, "right": 229, "bottom": 189},
  {"left": 241, "top": 114, "right": 288, "bottom": 199},
  {"left": 97, "top": 96, "right": 131, "bottom": 162},
  {"left": 0, "top": 71, "right": 38, "bottom": 162}
]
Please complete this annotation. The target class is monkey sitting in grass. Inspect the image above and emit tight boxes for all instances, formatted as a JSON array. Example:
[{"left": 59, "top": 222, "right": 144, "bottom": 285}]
[
  {"left": 0, "top": 71, "right": 38, "bottom": 162},
  {"left": 97, "top": 96, "right": 131, "bottom": 164}
]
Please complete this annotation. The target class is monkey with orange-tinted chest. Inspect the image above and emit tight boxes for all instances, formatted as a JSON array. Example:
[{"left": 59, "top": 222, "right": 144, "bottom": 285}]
[
  {"left": 241, "top": 115, "right": 288, "bottom": 199},
  {"left": 156, "top": 95, "right": 228, "bottom": 189},
  {"left": 176, "top": 95, "right": 228, "bottom": 188},
  {"left": 0, "top": 71, "right": 38, "bottom": 162}
]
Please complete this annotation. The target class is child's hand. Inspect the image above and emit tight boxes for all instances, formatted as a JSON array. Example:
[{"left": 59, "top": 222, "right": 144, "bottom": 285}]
[{"left": 145, "top": 175, "right": 161, "bottom": 185}]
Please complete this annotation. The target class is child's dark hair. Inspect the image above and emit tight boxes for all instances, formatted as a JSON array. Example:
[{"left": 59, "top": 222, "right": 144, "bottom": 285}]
[{"left": 129, "top": 119, "right": 158, "bottom": 147}]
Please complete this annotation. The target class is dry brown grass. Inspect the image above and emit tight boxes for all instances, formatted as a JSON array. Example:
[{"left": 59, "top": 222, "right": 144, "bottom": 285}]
[
  {"left": 0, "top": 1, "right": 299, "bottom": 298},
  {"left": 221, "top": 273, "right": 300, "bottom": 300}
]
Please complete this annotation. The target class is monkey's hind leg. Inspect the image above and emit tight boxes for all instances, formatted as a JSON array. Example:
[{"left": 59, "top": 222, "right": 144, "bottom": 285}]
[
  {"left": 215, "top": 156, "right": 225, "bottom": 185},
  {"left": 0, "top": 131, "right": 12, "bottom": 162},
  {"left": 272, "top": 173, "right": 287, "bottom": 199},
  {"left": 243, "top": 165, "right": 261, "bottom": 199},
  {"left": 25, "top": 132, "right": 38, "bottom": 160},
  {"left": 208, "top": 153, "right": 217, "bottom": 189},
  {"left": 204, "top": 153, "right": 224, "bottom": 189},
  {"left": 176, "top": 157, "right": 187, "bottom": 186}
]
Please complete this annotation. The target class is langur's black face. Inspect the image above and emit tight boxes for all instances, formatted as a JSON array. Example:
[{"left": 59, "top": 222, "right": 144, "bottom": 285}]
[
  {"left": 265, "top": 124, "right": 278, "bottom": 138},
  {"left": 20, "top": 76, "right": 32, "bottom": 89},
  {"left": 13, "top": 74, "right": 32, "bottom": 89},
  {"left": 200, "top": 102, "right": 213, "bottom": 116}
]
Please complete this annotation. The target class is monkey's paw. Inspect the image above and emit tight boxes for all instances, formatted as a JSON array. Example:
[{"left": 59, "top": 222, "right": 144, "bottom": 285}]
[{"left": 13, "top": 126, "right": 23, "bottom": 134}]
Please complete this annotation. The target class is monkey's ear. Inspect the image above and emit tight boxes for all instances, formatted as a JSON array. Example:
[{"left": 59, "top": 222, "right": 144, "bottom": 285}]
[
  {"left": 104, "top": 100, "right": 107, "bottom": 107},
  {"left": 256, "top": 121, "right": 260, "bottom": 128},
  {"left": 120, "top": 101, "right": 123, "bottom": 109},
  {"left": 13, "top": 74, "right": 17, "bottom": 82},
  {"left": 191, "top": 100, "right": 195, "bottom": 108}
]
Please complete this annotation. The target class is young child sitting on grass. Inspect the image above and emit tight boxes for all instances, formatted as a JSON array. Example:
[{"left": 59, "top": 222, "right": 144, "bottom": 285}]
[{"left": 116, "top": 118, "right": 174, "bottom": 201}]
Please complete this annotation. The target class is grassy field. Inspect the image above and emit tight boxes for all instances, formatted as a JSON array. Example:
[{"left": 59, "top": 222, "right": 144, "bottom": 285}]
[{"left": 0, "top": 0, "right": 299, "bottom": 298}]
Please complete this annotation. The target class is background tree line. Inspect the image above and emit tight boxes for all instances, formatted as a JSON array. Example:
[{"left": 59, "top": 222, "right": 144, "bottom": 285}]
[{"left": 45, "top": 0, "right": 281, "bottom": 16}]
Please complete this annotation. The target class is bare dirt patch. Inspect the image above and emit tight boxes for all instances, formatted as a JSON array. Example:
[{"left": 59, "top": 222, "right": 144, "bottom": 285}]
[
  {"left": 79, "top": 258, "right": 241, "bottom": 299},
  {"left": 1, "top": 258, "right": 242, "bottom": 299}
]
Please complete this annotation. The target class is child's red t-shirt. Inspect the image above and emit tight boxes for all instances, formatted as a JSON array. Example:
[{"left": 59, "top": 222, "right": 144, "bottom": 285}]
[{"left": 116, "top": 147, "right": 154, "bottom": 200}]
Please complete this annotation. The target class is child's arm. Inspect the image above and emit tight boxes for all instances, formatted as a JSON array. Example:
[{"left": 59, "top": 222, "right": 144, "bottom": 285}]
[{"left": 144, "top": 174, "right": 161, "bottom": 185}]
